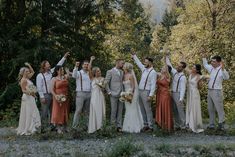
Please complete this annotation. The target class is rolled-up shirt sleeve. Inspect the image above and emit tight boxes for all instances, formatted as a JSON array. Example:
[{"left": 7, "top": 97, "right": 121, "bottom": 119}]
[
  {"left": 133, "top": 55, "right": 145, "bottom": 72},
  {"left": 72, "top": 67, "right": 79, "bottom": 78},
  {"left": 51, "top": 57, "right": 66, "bottom": 73},
  {"left": 222, "top": 69, "right": 229, "bottom": 80},
  {"left": 202, "top": 58, "right": 213, "bottom": 73}
]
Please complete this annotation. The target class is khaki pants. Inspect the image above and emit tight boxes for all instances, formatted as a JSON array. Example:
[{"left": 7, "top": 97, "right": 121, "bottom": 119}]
[
  {"left": 110, "top": 96, "right": 124, "bottom": 128},
  {"left": 207, "top": 89, "right": 225, "bottom": 125},
  {"left": 139, "top": 90, "right": 153, "bottom": 128},
  {"left": 40, "top": 93, "right": 52, "bottom": 128},
  {"left": 72, "top": 91, "right": 91, "bottom": 128},
  {"left": 172, "top": 92, "right": 185, "bottom": 128}
]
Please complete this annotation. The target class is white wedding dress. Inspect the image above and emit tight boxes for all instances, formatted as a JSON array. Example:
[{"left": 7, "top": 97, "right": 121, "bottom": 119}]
[
  {"left": 122, "top": 79, "right": 144, "bottom": 133},
  {"left": 17, "top": 79, "right": 41, "bottom": 135},
  {"left": 88, "top": 78, "right": 106, "bottom": 133},
  {"left": 186, "top": 75, "right": 204, "bottom": 133}
]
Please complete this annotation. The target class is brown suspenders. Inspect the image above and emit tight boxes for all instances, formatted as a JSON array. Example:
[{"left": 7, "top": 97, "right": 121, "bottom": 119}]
[{"left": 144, "top": 69, "right": 153, "bottom": 90}]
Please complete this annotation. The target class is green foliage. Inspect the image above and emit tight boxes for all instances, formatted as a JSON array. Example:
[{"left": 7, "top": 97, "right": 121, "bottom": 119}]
[
  {"left": 104, "top": 138, "right": 141, "bottom": 157},
  {"left": 151, "top": 0, "right": 235, "bottom": 124},
  {"left": 155, "top": 143, "right": 171, "bottom": 154}
]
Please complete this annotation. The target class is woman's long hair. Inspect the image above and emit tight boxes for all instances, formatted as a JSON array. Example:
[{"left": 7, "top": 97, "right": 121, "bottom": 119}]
[
  {"left": 92, "top": 67, "right": 100, "bottom": 77},
  {"left": 18, "top": 67, "right": 28, "bottom": 82},
  {"left": 195, "top": 64, "right": 202, "bottom": 75},
  {"left": 52, "top": 65, "right": 63, "bottom": 77}
]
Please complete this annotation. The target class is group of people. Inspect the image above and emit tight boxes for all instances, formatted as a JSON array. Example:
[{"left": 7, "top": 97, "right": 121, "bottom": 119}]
[{"left": 16, "top": 50, "right": 229, "bottom": 136}]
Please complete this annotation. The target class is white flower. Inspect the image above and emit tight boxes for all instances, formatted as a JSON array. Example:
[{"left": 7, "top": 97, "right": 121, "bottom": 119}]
[{"left": 26, "top": 84, "right": 37, "bottom": 94}]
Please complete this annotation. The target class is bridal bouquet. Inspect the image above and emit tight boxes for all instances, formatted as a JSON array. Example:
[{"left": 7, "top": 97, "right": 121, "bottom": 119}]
[
  {"left": 55, "top": 94, "right": 67, "bottom": 106},
  {"left": 26, "top": 84, "right": 37, "bottom": 95},
  {"left": 96, "top": 79, "right": 105, "bottom": 89},
  {"left": 119, "top": 90, "right": 133, "bottom": 103}
]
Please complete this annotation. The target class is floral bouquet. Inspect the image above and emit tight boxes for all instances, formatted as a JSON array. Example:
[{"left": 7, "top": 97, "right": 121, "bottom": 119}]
[
  {"left": 55, "top": 94, "right": 67, "bottom": 106},
  {"left": 119, "top": 90, "right": 133, "bottom": 103},
  {"left": 26, "top": 84, "right": 37, "bottom": 96},
  {"left": 96, "top": 79, "right": 105, "bottom": 89}
]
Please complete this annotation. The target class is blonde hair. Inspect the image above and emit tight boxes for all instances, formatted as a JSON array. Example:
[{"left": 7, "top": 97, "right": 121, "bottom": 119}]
[
  {"left": 123, "top": 62, "right": 133, "bottom": 72},
  {"left": 92, "top": 67, "right": 100, "bottom": 77},
  {"left": 18, "top": 67, "right": 28, "bottom": 82}
]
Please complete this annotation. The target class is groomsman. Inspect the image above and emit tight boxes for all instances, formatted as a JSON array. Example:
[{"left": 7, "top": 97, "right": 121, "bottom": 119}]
[
  {"left": 105, "top": 59, "right": 125, "bottom": 132},
  {"left": 36, "top": 52, "right": 70, "bottom": 130},
  {"left": 202, "top": 55, "right": 229, "bottom": 130},
  {"left": 166, "top": 54, "right": 187, "bottom": 129},
  {"left": 72, "top": 60, "right": 92, "bottom": 129},
  {"left": 131, "top": 52, "right": 157, "bottom": 131}
]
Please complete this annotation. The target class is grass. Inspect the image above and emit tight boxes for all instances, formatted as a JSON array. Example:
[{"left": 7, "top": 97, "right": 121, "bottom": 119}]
[
  {"left": 155, "top": 143, "right": 171, "bottom": 154},
  {"left": 104, "top": 137, "right": 142, "bottom": 157}
]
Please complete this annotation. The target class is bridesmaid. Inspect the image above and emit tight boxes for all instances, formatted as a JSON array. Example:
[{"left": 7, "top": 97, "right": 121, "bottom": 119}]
[
  {"left": 185, "top": 64, "right": 206, "bottom": 133},
  {"left": 155, "top": 57, "right": 174, "bottom": 132},
  {"left": 51, "top": 65, "right": 70, "bottom": 134},
  {"left": 88, "top": 56, "right": 106, "bottom": 133},
  {"left": 17, "top": 63, "right": 41, "bottom": 135}
]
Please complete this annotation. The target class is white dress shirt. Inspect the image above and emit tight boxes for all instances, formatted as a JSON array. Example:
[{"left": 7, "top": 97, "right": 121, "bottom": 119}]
[
  {"left": 166, "top": 56, "right": 187, "bottom": 101},
  {"left": 36, "top": 57, "right": 66, "bottom": 98},
  {"left": 114, "top": 67, "right": 121, "bottom": 76},
  {"left": 133, "top": 55, "right": 157, "bottom": 97},
  {"left": 202, "top": 58, "right": 229, "bottom": 89},
  {"left": 72, "top": 68, "right": 91, "bottom": 92}
]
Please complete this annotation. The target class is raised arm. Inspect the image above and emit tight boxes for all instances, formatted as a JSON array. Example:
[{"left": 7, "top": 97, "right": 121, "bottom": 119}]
[
  {"left": 221, "top": 61, "right": 230, "bottom": 80},
  {"left": 179, "top": 53, "right": 191, "bottom": 75},
  {"left": 25, "top": 62, "right": 35, "bottom": 78},
  {"left": 202, "top": 58, "right": 213, "bottom": 73},
  {"left": 72, "top": 62, "right": 80, "bottom": 79},
  {"left": 51, "top": 52, "right": 70, "bottom": 73},
  {"left": 131, "top": 52, "right": 145, "bottom": 72},
  {"left": 88, "top": 56, "right": 95, "bottom": 80},
  {"left": 165, "top": 55, "right": 177, "bottom": 75}
]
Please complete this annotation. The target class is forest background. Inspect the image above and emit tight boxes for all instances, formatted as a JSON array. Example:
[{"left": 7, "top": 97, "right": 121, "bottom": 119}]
[{"left": 0, "top": 0, "right": 234, "bottom": 126}]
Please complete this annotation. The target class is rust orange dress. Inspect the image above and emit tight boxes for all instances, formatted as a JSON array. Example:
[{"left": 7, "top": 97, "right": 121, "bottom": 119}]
[
  {"left": 155, "top": 77, "right": 173, "bottom": 132},
  {"left": 51, "top": 79, "right": 69, "bottom": 125}
]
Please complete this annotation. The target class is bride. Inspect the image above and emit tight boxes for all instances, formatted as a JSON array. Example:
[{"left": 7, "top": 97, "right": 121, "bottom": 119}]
[{"left": 122, "top": 62, "right": 144, "bottom": 133}]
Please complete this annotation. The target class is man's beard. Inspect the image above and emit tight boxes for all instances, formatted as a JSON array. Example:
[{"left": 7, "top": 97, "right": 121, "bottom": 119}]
[{"left": 145, "top": 64, "right": 150, "bottom": 68}]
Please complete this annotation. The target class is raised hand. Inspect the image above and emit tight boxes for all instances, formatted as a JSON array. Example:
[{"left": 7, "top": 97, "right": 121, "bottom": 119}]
[
  {"left": 24, "top": 62, "right": 30, "bottom": 67},
  {"left": 221, "top": 61, "right": 224, "bottom": 70},
  {"left": 90, "top": 56, "right": 95, "bottom": 61},
  {"left": 199, "top": 48, "right": 207, "bottom": 58},
  {"left": 131, "top": 50, "right": 136, "bottom": 56},
  {"left": 64, "top": 52, "right": 70, "bottom": 58}
]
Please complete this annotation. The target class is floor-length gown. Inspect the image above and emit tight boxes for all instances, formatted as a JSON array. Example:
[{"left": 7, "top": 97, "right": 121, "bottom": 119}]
[
  {"left": 122, "top": 80, "right": 144, "bottom": 133},
  {"left": 51, "top": 79, "right": 69, "bottom": 125},
  {"left": 88, "top": 78, "right": 106, "bottom": 133},
  {"left": 186, "top": 74, "right": 204, "bottom": 133},
  {"left": 17, "top": 79, "right": 41, "bottom": 135},
  {"left": 155, "top": 77, "right": 174, "bottom": 132}
]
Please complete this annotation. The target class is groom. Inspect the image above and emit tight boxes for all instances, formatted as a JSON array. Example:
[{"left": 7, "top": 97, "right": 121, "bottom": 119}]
[
  {"left": 105, "top": 59, "right": 125, "bottom": 132},
  {"left": 131, "top": 52, "right": 157, "bottom": 131}
]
